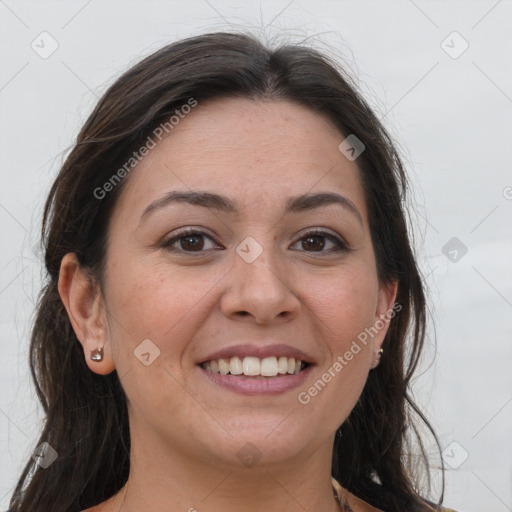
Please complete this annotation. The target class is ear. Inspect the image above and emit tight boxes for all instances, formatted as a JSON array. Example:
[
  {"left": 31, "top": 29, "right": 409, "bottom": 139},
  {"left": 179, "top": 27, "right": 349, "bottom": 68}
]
[
  {"left": 58, "top": 252, "right": 115, "bottom": 375},
  {"left": 372, "top": 279, "right": 399, "bottom": 353}
]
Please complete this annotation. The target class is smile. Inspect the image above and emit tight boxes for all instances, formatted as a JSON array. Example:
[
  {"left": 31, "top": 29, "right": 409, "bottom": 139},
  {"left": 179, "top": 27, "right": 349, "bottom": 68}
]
[
  {"left": 201, "top": 356, "right": 308, "bottom": 377},
  {"left": 198, "top": 357, "right": 313, "bottom": 395}
]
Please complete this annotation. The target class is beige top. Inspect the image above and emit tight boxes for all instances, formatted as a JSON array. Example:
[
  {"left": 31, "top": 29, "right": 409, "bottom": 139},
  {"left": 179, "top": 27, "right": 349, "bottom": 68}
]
[
  {"left": 332, "top": 477, "right": 383, "bottom": 511},
  {"left": 331, "top": 477, "right": 457, "bottom": 512},
  {"left": 77, "top": 479, "right": 456, "bottom": 512}
]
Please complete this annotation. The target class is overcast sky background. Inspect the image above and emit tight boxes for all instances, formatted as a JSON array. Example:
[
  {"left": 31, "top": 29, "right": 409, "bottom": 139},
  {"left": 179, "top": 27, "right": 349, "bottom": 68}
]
[{"left": 1, "top": 1, "right": 511, "bottom": 511}]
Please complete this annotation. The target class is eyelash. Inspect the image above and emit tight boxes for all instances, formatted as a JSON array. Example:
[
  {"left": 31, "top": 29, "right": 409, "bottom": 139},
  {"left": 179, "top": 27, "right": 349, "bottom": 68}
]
[{"left": 161, "top": 228, "right": 350, "bottom": 255}]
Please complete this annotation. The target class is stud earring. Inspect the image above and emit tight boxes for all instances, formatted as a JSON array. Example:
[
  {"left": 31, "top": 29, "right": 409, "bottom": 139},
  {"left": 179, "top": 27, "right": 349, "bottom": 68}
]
[
  {"left": 90, "top": 346, "right": 104, "bottom": 362},
  {"left": 370, "top": 348, "right": 384, "bottom": 369}
]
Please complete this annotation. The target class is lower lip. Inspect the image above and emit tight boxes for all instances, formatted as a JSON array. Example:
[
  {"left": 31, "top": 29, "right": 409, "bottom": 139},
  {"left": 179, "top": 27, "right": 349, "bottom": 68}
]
[{"left": 198, "top": 365, "right": 314, "bottom": 395}]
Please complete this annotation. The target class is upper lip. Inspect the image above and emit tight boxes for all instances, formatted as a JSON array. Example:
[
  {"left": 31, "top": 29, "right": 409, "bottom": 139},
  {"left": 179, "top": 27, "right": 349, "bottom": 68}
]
[{"left": 198, "top": 343, "right": 316, "bottom": 365}]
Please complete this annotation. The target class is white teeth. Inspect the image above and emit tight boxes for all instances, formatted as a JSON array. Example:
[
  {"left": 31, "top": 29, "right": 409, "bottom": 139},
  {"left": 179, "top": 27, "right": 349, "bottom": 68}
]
[
  {"left": 243, "top": 356, "right": 260, "bottom": 376},
  {"left": 218, "top": 358, "right": 230, "bottom": 375},
  {"left": 202, "top": 355, "right": 306, "bottom": 376},
  {"left": 277, "top": 356, "right": 288, "bottom": 374},
  {"left": 229, "top": 356, "right": 243, "bottom": 375},
  {"left": 260, "top": 357, "right": 278, "bottom": 377}
]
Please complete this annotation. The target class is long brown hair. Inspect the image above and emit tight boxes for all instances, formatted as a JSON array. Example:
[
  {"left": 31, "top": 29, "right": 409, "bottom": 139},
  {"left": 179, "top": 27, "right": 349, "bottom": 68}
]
[{"left": 9, "top": 31, "right": 443, "bottom": 512}]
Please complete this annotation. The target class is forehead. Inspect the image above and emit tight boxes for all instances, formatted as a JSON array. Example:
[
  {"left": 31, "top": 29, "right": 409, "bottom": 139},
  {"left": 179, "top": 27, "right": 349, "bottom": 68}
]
[{"left": 113, "top": 97, "right": 368, "bottom": 224}]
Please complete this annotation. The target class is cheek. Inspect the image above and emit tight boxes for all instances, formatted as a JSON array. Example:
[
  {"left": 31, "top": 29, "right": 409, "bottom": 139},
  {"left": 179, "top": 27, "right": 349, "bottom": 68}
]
[
  {"left": 306, "top": 267, "right": 378, "bottom": 351},
  {"left": 103, "top": 257, "right": 227, "bottom": 366},
  {"left": 102, "top": 259, "right": 226, "bottom": 424},
  {"left": 298, "top": 273, "right": 376, "bottom": 425}
]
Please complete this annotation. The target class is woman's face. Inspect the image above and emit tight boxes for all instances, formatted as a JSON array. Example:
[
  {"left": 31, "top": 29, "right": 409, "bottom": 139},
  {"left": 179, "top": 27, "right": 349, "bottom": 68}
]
[{"left": 85, "top": 98, "right": 396, "bottom": 470}]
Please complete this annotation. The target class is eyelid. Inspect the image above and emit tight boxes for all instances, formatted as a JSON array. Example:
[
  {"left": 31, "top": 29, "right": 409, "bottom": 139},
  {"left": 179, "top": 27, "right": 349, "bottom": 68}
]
[{"left": 295, "top": 227, "right": 347, "bottom": 244}]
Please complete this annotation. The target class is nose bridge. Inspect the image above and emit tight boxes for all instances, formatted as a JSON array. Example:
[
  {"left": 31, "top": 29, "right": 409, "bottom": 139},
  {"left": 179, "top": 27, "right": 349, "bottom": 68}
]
[
  {"left": 221, "top": 233, "right": 300, "bottom": 323},
  {"left": 235, "top": 233, "right": 287, "bottom": 290}
]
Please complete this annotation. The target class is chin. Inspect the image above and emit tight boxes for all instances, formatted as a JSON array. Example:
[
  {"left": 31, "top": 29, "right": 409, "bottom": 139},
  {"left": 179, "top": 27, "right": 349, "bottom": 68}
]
[{"left": 194, "top": 419, "right": 322, "bottom": 470}]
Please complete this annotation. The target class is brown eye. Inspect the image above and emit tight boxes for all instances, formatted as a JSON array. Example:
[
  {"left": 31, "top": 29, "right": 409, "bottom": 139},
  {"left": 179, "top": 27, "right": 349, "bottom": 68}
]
[
  {"left": 178, "top": 234, "right": 205, "bottom": 251},
  {"left": 162, "top": 228, "right": 349, "bottom": 255},
  {"left": 162, "top": 229, "right": 220, "bottom": 253},
  {"left": 293, "top": 230, "right": 348, "bottom": 253},
  {"left": 302, "top": 234, "right": 326, "bottom": 251}
]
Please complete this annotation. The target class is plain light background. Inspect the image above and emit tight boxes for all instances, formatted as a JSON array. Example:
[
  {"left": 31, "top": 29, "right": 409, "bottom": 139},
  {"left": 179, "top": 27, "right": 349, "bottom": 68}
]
[{"left": 1, "top": 1, "right": 511, "bottom": 511}]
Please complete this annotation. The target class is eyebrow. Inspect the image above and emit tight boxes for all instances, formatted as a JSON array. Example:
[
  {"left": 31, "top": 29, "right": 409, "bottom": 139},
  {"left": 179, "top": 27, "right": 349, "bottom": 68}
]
[{"left": 140, "top": 190, "right": 363, "bottom": 226}]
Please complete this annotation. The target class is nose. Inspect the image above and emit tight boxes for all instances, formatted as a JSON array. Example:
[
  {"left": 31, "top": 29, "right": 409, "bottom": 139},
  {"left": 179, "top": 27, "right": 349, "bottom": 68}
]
[{"left": 220, "top": 247, "right": 301, "bottom": 325}]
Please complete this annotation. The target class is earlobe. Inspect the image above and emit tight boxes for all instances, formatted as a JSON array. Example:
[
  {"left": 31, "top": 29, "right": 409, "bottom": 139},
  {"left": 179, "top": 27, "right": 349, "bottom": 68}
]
[
  {"left": 58, "top": 253, "right": 116, "bottom": 375},
  {"left": 370, "top": 279, "right": 399, "bottom": 367}
]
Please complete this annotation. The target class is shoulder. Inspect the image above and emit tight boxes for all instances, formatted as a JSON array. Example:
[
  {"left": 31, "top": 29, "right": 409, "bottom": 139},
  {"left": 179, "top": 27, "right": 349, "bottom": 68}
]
[
  {"left": 332, "top": 477, "right": 381, "bottom": 512},
  {"left": 331, "top": 477, "right": 459, "bottom": 512}
]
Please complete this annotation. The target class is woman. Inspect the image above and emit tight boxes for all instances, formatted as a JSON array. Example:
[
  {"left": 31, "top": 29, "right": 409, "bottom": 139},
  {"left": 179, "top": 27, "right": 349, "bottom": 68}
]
[{"left": 8, "top": 31, "right": 455, "bottom": 512}]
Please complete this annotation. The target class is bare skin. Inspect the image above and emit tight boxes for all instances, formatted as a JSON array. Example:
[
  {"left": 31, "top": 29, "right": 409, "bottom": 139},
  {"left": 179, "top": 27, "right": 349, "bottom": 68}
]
[{"left": 59, "top": 97, "right": 396, "bottom": 512}]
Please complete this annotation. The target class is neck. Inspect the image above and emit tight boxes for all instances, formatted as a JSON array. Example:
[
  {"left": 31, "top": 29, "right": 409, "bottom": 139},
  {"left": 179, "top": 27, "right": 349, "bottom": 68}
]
[{"left": 106, "top": 422, "right": 342, "bottom": 512}]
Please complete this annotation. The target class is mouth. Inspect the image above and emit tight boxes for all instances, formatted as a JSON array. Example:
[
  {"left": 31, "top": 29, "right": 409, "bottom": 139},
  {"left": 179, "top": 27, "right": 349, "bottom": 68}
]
[
  {"left": 200, "top": 356, "right": 310, "bottom": 378},
  {"left": 197, "top": 355, "right": 313, "bottom": 395}
]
